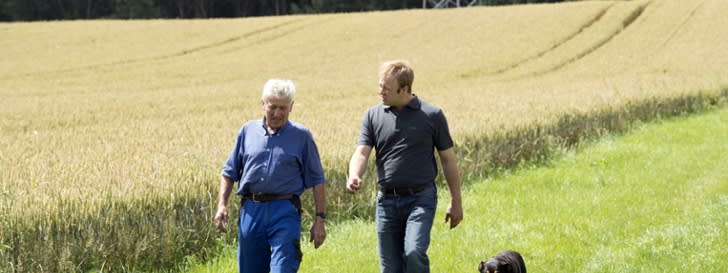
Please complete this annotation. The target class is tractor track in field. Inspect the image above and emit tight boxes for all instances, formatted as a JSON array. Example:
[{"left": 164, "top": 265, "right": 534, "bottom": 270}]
[
  {"left": 461, "top": 1, "right": 649, "bottom": 81},
  {"left": 658, "top": 0, "right": 707, "bottom": 48},
  {"left": 488, "top": 3, "right": 614, "bottom": 77},
  {"left": 158, "top": 18, "right": 306, "bottom": 58},
  {"left": 0, "top": 18, "right": 310, "bottom": 81},
  {"left": 216, "top": 16, "right": 335, "bottom": 55},
  {"left": 525, "top": 1, "right": 648, "bottom": 78}
]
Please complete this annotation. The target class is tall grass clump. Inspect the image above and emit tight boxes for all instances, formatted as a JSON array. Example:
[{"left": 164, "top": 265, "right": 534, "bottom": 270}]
[
  {"left": 458, "top": 88, "right": 728, "bottom": 180},
  {"left": 0, "top": 163, "right": 236, "bottom": 273}
]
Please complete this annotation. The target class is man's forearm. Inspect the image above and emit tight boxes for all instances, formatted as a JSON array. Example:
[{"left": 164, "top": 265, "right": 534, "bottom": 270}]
[
  {"left": 439, "top": 149, "right": 462, "bottom": 203},
  {"left": 349, "top": 156, "right": 366, "bottom": 177},
  {"left": 443, "top": 163, "right": 462, "bottom": 203},
  {"left": 218, "top": 175, "right": 234, "bottom": 207},
  {"left": 313, "top": 183, "right": 326, "bottom": 214}
]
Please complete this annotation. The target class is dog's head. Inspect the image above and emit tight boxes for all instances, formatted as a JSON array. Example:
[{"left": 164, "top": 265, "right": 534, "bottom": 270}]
[{"left": 478, "top": 250, "right": 526, "bottom": 273}]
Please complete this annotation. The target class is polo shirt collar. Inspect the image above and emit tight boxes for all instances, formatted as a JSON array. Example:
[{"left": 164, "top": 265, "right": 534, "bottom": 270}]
[{"left": 384, "top": 94, "right": 421, "bottom": 112}]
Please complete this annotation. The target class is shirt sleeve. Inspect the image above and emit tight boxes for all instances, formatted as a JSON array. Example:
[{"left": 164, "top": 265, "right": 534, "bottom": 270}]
[
  {"left": 433, "top": 109, "right": 454, "bottom": 151},
  {"left": 221, "top": 126, "right": 245, "bottom": 181},
  {"left": 357, "top": 108, "right": 375, "bottom": 146},
  {"left": 302, "top": 130, "right": 326, "bottom": 189}
]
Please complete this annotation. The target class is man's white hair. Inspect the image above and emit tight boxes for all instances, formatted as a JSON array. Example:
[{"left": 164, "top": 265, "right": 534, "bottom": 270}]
[{"left": 262, "top": 79, "right": 296, "bottom": 103}]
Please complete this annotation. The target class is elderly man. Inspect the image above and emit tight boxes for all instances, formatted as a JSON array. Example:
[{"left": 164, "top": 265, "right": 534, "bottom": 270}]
[{"left": 215, "top": 79, "right": 327, "bottom": 273}]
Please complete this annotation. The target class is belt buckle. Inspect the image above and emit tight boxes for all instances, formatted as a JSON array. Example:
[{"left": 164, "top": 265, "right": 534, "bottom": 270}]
[
  {"left": 250, "top": 194, "right": 263, "bottom": 202},
  {"left": 391, "top": 187, "right": 410, "bottom": 196}
]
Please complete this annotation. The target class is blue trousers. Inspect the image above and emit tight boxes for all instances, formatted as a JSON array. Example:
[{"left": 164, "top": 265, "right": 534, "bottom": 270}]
[
  {"left": 376, "top": 186, "right": 437, "bottom": 273},
  {"left": 238, "top": 199, "right": 301, "bottom": 273}
]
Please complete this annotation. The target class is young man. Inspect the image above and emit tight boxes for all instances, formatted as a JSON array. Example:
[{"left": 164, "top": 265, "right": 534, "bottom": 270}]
[
  {"left": 346, "top": 60, "right": 463, "bottom": 273},
  {"left": 215, "top": 79, "right": 327, "bottom": 273}
]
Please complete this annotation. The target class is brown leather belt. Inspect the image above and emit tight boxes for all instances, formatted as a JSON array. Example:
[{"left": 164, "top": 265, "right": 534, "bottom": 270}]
[
  {"left": 242, "top": 194, "right": 295, "bottom": 202},
  {"left": 241, "top": 194, "right": 302, "bottom": 214},
  {"left": 380, "top": 184, "right": 432, "bottom": 196}
]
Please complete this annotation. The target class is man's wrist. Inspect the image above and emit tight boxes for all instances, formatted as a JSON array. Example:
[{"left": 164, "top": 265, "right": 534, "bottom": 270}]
[{"left": 315, "top": 212, "right": 327, "bottom": 220}]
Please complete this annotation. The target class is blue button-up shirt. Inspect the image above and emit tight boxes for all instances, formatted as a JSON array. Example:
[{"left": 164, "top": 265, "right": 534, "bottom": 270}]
[{"left": 221, "top": 119, "right": 325, "bottom": 196}]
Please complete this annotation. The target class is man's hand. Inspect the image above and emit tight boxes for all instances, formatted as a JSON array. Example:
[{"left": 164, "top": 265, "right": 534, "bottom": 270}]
[
  {"left": 444, "top": 202, "right": 463, "bottom": 229},
  {"left": 215, "top": 176, "right": 234, "bottom": 233},
  {"left": 346, "top": 177, "right": 362, "bottom": 193},
  {"left": 310, "top": 217, "right": 326, "bottom": 249},
  {"left": 214, "top": 206, "right": 229, "bottom": 233}
]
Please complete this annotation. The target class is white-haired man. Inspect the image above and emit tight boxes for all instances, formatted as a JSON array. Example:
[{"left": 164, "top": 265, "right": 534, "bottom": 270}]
[{"left": 215, "top": 79, "right": 327, "bottom": 273}]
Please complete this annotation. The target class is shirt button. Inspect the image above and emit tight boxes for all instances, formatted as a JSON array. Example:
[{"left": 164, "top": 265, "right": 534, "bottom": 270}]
[{"left": 260, "top": 178, "right": 264, "bottom": 181}]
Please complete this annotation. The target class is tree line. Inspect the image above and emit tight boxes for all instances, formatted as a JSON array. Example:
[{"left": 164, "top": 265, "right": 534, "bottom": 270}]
[{"left": 0, "top": 0, "right": 566, "bottom": 22}]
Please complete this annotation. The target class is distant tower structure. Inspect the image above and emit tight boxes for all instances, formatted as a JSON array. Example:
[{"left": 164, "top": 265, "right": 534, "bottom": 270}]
[{"left": 422, "top": 0, "right": 479, "bottom": 8}]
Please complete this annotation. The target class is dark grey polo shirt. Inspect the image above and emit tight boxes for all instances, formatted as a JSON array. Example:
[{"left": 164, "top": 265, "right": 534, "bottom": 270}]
[{"left": 357, "top": 95, "right": 454, "bottom": 188}]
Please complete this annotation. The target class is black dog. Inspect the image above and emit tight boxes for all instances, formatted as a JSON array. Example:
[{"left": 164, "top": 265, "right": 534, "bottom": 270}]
[{"left": 478, "top": 250, "right": 527, "bottom": 273}]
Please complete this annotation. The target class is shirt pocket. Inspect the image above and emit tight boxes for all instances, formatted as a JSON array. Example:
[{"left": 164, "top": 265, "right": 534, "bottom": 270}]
[{"left": 269, "top": 148, "right": 302, "bottom": 176}]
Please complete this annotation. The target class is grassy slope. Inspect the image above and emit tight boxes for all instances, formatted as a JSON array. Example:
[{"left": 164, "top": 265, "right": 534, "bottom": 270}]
[{"left": 188, "top": 105, "right": 728, "bottom": 273}]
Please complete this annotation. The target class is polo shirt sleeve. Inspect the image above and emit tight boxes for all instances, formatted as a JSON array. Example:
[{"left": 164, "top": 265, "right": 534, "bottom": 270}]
[
  {"left": 302, "top": 130, "right": 326, "bottom": 188},
  {"left": 433, "top": 109, "right": 454, "bottom": 151},
  {"left": 357, "top": 108, "right": 375, "bottom": 146},
  {"left": 221, "top": 126, "right": 245, "bottom": 181}
]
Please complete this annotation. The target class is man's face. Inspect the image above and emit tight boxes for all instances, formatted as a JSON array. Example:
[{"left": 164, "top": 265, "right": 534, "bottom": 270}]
[
  {"left": 262, "top": 95, "right": 293, "bottom": 130},
  {"left": 378, "top": 75, "right": 407, "bottom": 107}
]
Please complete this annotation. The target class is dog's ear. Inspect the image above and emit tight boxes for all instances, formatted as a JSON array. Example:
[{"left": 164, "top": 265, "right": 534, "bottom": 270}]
[
  {"left": 484, "top": 260, "right": 500, "bottom": 273},
  {"left": 478, "top": 261, "right": 486, "bottom": 272}
]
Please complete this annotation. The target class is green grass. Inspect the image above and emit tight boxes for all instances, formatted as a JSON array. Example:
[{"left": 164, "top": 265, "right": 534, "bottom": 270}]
[{"left": 187, "top": 106, "right": 728, "bottom": 273}]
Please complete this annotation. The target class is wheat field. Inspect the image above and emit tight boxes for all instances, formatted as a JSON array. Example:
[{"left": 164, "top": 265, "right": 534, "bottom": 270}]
[{"left": 1, "top": 0, "right": 728, "bottom": 271}]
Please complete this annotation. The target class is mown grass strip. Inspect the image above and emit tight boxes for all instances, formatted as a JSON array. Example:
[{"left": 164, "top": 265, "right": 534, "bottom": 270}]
[{"left": 187, "top": 100, "right": 728, "bottom": 273}]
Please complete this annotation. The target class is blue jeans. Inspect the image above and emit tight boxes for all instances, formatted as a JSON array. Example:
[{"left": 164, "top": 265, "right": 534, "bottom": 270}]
[
  {"left": 238, "top": 199, "right": 302, "bottom": 273},
  {"left": 376, "top": 186, "right": 437, "bottom": 273}
]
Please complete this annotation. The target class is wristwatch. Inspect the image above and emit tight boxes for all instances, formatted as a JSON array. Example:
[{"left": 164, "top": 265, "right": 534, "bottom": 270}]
[{"left": 315, "top": 212, "right": 327, "bottom": 220}]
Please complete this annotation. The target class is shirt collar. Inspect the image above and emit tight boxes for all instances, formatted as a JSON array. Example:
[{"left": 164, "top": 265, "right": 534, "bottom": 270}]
[
  {"left": 384, "top": 94, "right": 421, "bottom": 112},
  {"left": 260, "top": 118, "right": 290, "bottom": 136}
]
